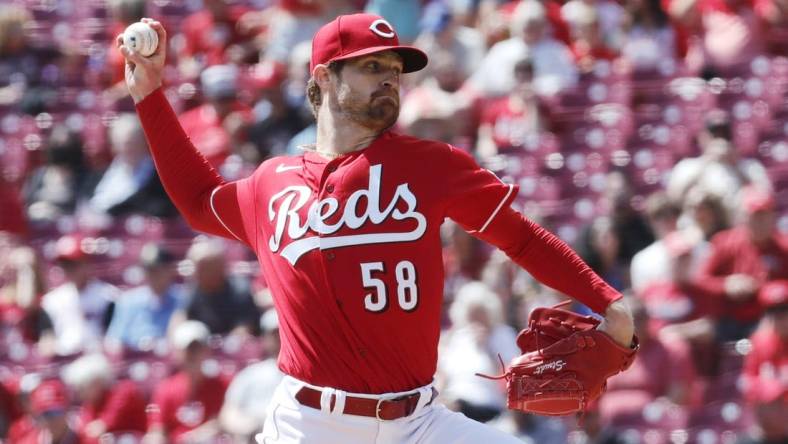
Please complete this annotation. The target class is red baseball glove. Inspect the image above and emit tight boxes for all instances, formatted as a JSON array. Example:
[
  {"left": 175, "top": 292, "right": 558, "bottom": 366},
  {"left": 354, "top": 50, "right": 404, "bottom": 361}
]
[{"left": 481, "top": 302, "right": 638, "bottom": 416}]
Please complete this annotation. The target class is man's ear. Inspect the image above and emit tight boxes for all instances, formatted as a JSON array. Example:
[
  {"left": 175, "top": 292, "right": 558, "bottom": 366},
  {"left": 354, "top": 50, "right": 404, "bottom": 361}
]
[{"left": 313, "top": 64, "right": 332, "bottom": 89}]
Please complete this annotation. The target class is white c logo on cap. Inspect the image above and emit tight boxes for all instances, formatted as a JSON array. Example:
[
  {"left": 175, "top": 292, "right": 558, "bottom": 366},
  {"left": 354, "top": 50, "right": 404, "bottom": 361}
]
[{"left": 369, "top": 19, "right": 396, "bottom": 39}]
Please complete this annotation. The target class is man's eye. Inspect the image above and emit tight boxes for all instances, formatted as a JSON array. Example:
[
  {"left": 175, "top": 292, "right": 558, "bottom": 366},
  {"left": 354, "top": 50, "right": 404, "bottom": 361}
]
[{"left": 367, "top": 62, "right": 380, "bottom": 71}]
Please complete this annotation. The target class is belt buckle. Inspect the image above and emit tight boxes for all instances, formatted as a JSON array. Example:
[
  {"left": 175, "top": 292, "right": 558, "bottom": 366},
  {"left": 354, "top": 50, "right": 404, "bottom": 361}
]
[{"left": 375, "top": 397, "right": 387, "bottom": 421}]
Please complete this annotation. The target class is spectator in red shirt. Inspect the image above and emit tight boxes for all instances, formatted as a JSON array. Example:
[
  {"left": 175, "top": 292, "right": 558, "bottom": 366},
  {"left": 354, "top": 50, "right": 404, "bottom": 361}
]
[
  {"left": 742, "top": 281, "right": 788, "bottom": 402},
  {"left": 13, "top": 379, "right": 80, "bottom": 444},
  {"left": 178, "top": 0, "right": 257, "bottom": 77},
  {"left": 566, "top": 3, "right": 620, "bottom": 72},
  {"left": 690, "top": 186, "right": 788, "bottom": 341},
  {"left": 61, "top": 354, "right": 147, "bottom": 443},
  {"left": 476, "top": 58, "right": 548, "bottom": 158},
  {"left": 144, "top": 320, "right": 230, "bottom": 444},
  {"left": 179, "top": 64, "right": 253, "bottom": 169},
  {"left": 668, "top": 0, "right": 781, "bottom": 76}
]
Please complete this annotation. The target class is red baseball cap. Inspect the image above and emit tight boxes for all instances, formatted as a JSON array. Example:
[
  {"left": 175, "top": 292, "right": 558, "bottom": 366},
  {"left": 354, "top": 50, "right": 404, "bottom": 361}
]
[
  {"left": 30, "top": 380, "right": 69, "bottom": 415},
  {"left": 54, "top": 234, "right": 86, "bottom": 262},
  {"left": 310, "top": 13, "right": 428, "bottom": 74}
]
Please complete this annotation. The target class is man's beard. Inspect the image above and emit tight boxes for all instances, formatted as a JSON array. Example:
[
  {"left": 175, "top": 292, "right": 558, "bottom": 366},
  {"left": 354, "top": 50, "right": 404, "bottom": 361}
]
[{"left": 332, "top": 83, "right": 399, "bottom": 132}]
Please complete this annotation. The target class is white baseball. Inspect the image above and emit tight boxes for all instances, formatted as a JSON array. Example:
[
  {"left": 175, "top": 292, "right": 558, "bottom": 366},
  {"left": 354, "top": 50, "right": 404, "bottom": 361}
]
[{"left": 123, "top": 22, "right": 159, "bottom": 57}]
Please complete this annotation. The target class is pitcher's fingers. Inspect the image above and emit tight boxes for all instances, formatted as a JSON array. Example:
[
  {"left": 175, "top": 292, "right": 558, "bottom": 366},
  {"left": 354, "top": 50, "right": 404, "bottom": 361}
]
[
  {"left": 146, "top": 20, "right": 167, "bottom": 47},
  {"left": 116, "top": 34, "right": 124, "bottom": 48},
  {"left": 122, "top": 47, "right": 152, "bottom": 68}
]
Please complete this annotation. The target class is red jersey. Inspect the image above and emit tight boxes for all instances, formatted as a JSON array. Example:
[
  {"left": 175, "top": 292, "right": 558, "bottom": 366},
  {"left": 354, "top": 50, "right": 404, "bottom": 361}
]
[
  {"left": 692, "top": 227, "right": 788, "bottom": 322},
  {"left": 76, "top": 380, "right": 147, "bottom": 443},
  {"left": 148, "top": 372, "right": 228, "bottom": 443},
  {"left": 743, "top": 325, "right": 788, "bottom": 401},
  {"left": 136, "top": 89, "right": 620, "bottom": 394}
]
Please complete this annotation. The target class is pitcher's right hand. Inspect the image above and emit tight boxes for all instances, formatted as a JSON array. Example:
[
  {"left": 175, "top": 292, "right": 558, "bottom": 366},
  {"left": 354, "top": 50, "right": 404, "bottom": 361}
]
[{"left": 117, "top": 18, "right": 166, "bottom": 104}]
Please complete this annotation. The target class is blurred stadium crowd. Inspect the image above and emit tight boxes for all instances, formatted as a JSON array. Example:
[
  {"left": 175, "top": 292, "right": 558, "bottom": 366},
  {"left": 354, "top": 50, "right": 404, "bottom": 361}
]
[{"left": 0, "top": 0, "right": 787, "bottom": 442}]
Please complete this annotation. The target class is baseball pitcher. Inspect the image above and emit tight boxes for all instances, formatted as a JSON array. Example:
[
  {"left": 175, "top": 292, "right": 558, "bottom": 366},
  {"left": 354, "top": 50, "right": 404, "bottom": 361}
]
[{"left": 118, "top": 13, "right": 637, "bottom": 444}]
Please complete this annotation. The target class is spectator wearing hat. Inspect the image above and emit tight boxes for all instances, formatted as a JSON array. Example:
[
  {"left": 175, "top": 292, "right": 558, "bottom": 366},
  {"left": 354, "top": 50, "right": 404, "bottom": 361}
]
[
  {"left": 219, "top": 309, "right": 284, "bottom": 442},
  {"left": 690, "top": 187, "right": 788, "bottom": 341},
  {"left": 41, "top": 234, "right": 118, "bottom": 356},
  {"left": 565, "top": 2, "right": 620, "bottom": 72},
  {"left": 742, "top": 281, "right": 788, "bottom": 402},
  {"left": 13, "top": 379, "right": 80, "bottom": 444},
  {"left": 179, "top": 64, "right": 254, "bottom": 169},
  {"left": 667, "top": 109, "right": 771, "bottom": 213},
  {"left": 61, "top": 354, "right": 147, "bottom": 443},
  {"left": 171, "top": 238, "right": 260, "bottom": 336},
  {"left": 106, "top": 243, "right": 184, "bottom": 351},
  {"left": 468, "top": 0, "right": 578, "bottom": 97},
  {"left": 82, "top": 113, "right": 175, "bottom": 218},
  {"left": 145, "top": 320, "right": 230, "bottom": 444}
]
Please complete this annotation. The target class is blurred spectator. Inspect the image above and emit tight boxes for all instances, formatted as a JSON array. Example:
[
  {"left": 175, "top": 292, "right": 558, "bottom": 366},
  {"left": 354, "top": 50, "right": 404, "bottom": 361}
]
[
  {"left": 630, "top": 192, "right": 683, "bottom": 293},
  {"left": 12, "top": 379, "right": 79, "bottom": 444},
  {"left": 41, "top": 235, "right": 118, "bottom": 356},
  {"left": 668, "top": 0, "right": 777, "bottom": 76},
  {"left": 413, "top": 1, "right": 486, "bottom": 82},
  {"left": 667, "top": 110, "right": 771, "bottom": 212},
  {"left": 475, "top": 58, "right": 548, "bottom": 158},
  {"left": 561, "top": 0, "right": 626, "bottom": 50},
  {"left": 104, "top": 0, "right": 148, "bottom": 86},
  {"left": 680, "top": 188, "right": 730, "bottom": 245},
  {"left": 0, "top": 378, "right": 20, "bottom": 439},
  {"left": 690, "top": 186, "right": 788, "bottom": 341},
  {"left": 145, "top": 320, "right": 229, "bottom": 444},
  {"left": 468, "top": 0, "right": 578, "bottom": 97},
  {"left": 741, "top": 281, "right": 788, "bottom": 401},
  {"left": 621, "top": 0, "right": 679, "bottom": 70},
  {"left": 0, "top": 5, "right": 58, "bottom": 114},
  {"left": 247, "top": 60, "right": 311, "bottom": 162},
  {"left": 23, "top": 125, "right": 89, "bottom": 223},
  {"left": 0, "top": 247, "right": 53, "bottom": 345},
  {"left": 598, "top": 298, "right": 696, "bottom": 425},
  {"left": 601, "top": 170, "right": 656, "bottom": 266},
  {"left": 83, "top": 113, "right": 175, "bottom": 218},
  {"left": 61, "top": 354, "right": 147, "bottom": 443},
  {"left": 439, "top": 281, "right": 519, "bottom": 422},
  {"left": 173, "top": 238, "right": 260, "bottom": 336},
  {"left": 180, "top": 65, "right": 254, "bottom": 168},
  {"left": 398, "top": 51, "right": 467, "bottom": 143},
  {"left": 219, "top": 309, "right": 283, "bottom": 442},
  {"left": 565, "top": 2, "right": 620, "bottom": 71},
  {"left": 178, "top": 0, "right": 258, "bottom": 77},
  {"left": 576, "top": 216, "right": 628, "bottom": 290},
  {"left": 263, "top": 0, "right": 352, "bottom": 64},
  {"left": 490, "top": 411, "right": 567, "bottom": 443},
  {"left": 106, "top": 244, "right": 184, "bottom": 352}
]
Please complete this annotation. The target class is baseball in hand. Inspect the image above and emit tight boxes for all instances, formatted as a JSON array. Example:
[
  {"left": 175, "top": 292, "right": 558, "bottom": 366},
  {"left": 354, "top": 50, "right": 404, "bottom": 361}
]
[{"left": 123, "top": 22, "right": 158, "bottom": 57}]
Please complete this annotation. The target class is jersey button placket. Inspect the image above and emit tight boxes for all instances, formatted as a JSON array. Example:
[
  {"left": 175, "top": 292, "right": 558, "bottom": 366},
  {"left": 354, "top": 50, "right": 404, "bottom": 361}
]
[{"left": 326, "top": 184, "right": 335, "bottom": 193}]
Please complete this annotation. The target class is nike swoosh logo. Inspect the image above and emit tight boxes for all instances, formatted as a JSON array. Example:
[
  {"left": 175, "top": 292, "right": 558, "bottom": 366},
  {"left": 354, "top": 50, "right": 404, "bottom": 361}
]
[{"left": 275, "top": 164, "right": 302, "bottom": 173}]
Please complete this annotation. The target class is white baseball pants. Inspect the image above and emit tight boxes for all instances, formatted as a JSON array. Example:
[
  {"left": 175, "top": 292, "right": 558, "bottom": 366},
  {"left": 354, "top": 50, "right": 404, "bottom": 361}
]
[{"left": 256, "top": 376, "right": 524, "bottom": 444}]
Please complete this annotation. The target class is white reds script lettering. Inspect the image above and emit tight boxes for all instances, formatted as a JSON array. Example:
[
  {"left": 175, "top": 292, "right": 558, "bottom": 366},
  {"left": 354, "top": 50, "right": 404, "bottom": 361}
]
[
  {"left": 267, "top": 165, "right": 427, "bottom": 265},
  {"left": 534, "top": 360, "right": 567, "bottom": 375}
]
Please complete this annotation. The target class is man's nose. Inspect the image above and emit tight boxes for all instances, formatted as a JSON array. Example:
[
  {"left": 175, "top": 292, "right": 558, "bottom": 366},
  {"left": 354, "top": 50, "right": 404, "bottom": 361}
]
[{"left": 381, "top": 71, "right": 400, "bottom": 89}]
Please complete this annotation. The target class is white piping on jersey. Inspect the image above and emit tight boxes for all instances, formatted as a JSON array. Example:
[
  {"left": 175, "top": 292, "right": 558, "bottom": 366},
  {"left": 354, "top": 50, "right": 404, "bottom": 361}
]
[
  {"left": 477, "top": 182, "right": 515, "bottom": 233},
  {"left": 210, "top": 186, "right": 244, "bottom": 242},
  {"left": 267, "top": 164, "right": 427, "bottom": 266}
]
